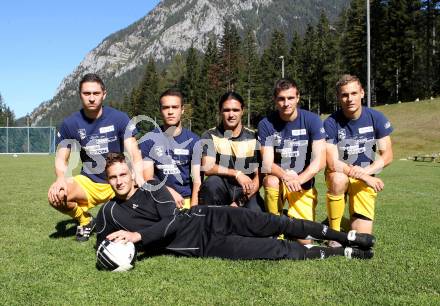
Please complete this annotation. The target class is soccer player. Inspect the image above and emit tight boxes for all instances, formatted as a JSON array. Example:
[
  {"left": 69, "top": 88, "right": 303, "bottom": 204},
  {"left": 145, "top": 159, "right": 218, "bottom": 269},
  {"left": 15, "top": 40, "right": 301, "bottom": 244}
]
[
  {"left": 258, "top": 79, "right": 326, "bottom": 243},
  {"left": 96, "top": 153, "right": 375, "bottom": 262},
  {"left": 324, "top": 74, "right": 393, "bottom": 239},
  {"left": 139, "top": 89, "right": 201, "bottom": 209},
  {"left": 199, "top": 92, "right": 264, "bottom": 211},
  {"left": 47, "top": 73, "right": 144, "bottom": 242}
]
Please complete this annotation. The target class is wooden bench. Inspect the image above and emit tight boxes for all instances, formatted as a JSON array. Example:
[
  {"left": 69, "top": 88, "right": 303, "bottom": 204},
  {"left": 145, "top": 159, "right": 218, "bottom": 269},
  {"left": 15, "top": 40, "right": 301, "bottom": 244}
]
[{"left": 413, "top": 155, "right": 436, "bottom": 162}]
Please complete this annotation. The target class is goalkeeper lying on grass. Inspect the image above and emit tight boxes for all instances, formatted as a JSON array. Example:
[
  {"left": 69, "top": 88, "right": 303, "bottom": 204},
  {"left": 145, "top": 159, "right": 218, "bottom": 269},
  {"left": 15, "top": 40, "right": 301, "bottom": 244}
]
[{"left": 96, "top": 153, "right": 375, "bottom": 265}]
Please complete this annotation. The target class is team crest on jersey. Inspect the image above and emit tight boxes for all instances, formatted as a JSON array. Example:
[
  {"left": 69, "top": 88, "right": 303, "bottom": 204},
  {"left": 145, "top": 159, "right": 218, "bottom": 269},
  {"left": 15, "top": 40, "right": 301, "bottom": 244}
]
[
  {"left": 384, "top": 121, "right": 391, "bottom": 129},
  {"left": 78, "top": 129, "right": 87, "bottom": 140},
  {"left": 273, "top": 132, "right": 282, "bottom": 146},
  {"left": 154, "top": 146, "right": 165, "bottom": 157},
  {"left": 338, "top": 129, "right": 346, "bottom": 140}
]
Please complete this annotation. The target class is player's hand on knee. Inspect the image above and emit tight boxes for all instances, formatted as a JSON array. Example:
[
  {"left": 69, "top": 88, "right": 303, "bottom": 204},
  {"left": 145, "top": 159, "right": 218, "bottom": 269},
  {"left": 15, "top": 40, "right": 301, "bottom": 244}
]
[
  {"left": 236, "top": 173, "right": 254, "bottom": 194},
  {"left": 348, "top": 165, "right": 368, "bottom": 179},
  {"left": 364, "top": 176, "right": 384, "bottom": 192},
  {"left": 48, "top": 179, "right": 67, "bottom": 207},
  {"left": 370, "top": 177, "right": 384, "bottom": 192},
  {"left": 282, "top": 173, "right": 302, "bottom": 192}
]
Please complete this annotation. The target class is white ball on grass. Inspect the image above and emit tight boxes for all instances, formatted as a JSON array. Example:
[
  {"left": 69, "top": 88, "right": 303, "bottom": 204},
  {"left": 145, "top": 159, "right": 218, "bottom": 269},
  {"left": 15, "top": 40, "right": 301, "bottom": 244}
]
[{"left": 96, "top": 239, "right": 136, "bottom": 272}]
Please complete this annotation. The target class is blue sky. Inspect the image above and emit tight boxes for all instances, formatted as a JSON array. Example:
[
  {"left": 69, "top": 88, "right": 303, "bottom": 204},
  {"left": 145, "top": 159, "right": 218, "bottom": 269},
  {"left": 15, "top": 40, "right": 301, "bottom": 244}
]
[{"left": 0, "top": 0, "right": 161, "bottom": 118}]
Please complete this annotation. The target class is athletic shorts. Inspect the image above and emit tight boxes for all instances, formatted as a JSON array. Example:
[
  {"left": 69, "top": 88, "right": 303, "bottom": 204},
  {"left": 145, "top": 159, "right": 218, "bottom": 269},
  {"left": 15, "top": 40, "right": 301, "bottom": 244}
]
[
  {"left": 347, "top": 177, "right": 377, "bottom": 220},
  {"left": 183, "top": 198, "right": 191, "bottom": 210},
  {"left": 281, "top": 184, "right": 317, "bottom": 221},
  {"left": 73, "top": 175, "right": 115, "bottom": 210}
]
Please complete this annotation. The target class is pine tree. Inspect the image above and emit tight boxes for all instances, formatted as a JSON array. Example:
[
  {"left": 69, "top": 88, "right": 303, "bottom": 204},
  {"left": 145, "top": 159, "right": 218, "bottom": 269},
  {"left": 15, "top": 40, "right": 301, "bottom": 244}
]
[
  {"left": 0, "top": 93, "right": 15, "bottom": 126},
  {"left": 286, "top": 31, "right": 303, "bottom": 89},
  {"left": 315, "top": 12, "right": 340, "bottom": 113},
  {"left": 193, "top": 37, "right": 220, "bottom": 134},
  {"left": 181, "top": 45, "right": 200, "bottom": 107},
  {"left": 219, "top": 21, "right": 243, "bottom": 92},
  {"left": 300, "top": 24, "right": 320, "bottom": 112},
  {"left": 128, "top": 57, "right": 160, "bottom": 133},
  {"left": 259, "top": 30, "right": 288, "bottom": 113},
  {"left": 241, "top": 29, "right": 262, "bottom": 127},
  {"left": 339, "top": 0, "right": 367, "bottom": 83}
]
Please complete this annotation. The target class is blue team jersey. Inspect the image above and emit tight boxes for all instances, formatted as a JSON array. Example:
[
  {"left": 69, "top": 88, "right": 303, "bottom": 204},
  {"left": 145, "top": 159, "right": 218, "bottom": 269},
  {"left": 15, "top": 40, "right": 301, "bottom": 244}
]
[
  {"left": 324, "top": 106, "right": 393, "bottom": 167},
  {"left": 56, "top": 106, "right": 137, "bottom": 183},
  {"left": 258, "top": 108, "right": 325, "bottom": 189},
  {"left": 139, "top": 127, "right": 200, "bottom": 198}
]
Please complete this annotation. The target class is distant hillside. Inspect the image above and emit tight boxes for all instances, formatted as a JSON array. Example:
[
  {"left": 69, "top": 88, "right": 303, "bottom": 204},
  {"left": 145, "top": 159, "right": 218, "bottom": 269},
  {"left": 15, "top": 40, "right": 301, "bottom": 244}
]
[
  {"left": 375, "top": 99, "right": 440, "bottom": 159},
  {"left": 27, "top": 0, "right": 348, "bottom": 126},
  {"left": 322, "top": 99, "right": 440, "bottom": 159}
]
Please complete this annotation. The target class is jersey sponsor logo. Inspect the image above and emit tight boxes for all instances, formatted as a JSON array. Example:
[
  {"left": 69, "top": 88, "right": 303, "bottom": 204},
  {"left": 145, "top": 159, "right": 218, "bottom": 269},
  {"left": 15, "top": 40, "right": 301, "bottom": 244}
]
[
  {"left": 92, "top": 136, "right": 117, "bottom": 145},
  {"left": 285, "top": 139, "right": 308, "bottom": 147},
  {"left": 132, "top": 203, "right": 139, "bottom": 209},
  {"left": 154, "top": 146, "right": 165, "bottom": 157},
  {"left": 173, "top": 148, "right": 189, "bottom": 155},
  {"left": 99, "top": 125, "right": 115, "bottom": 134},
  {"left": 358, "top": 126, "right": 374, "bottom": 134},
  {"left": 78, "top": 128, "right": 87, "bottom": 140},
  {"left": 157, "top": 164, "right": 180, "bottom": 175},
  {"left": 291, "top": 129, "right": 307, "bottom": 136},
  {"left": 277, "top": 147, "right": 300, "bottom": 158},
  {"left": 273, "top": 132, "right": 282, "bottom": 146},
  {"left": 384, "top": 121, "right": 391, "bottom": 129},
  {"left": 338, "top": 129, "right": 346, "bottom": 140},
  {"left": 84, "top": 145, "right": 109, "bottom": 155},
  {"left": 341, "top": 145, "right": 366, "bottom": 155}
]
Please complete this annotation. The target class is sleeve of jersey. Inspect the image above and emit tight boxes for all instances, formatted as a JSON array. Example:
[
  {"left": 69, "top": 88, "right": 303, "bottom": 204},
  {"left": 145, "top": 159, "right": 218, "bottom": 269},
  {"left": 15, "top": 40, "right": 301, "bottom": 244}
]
[
  {"left": 139, "top": 218, "right": 175, "bottom": 247},
  {"left": 95, "top": 202, "right": 118, "bottom": 248},
  {"left": 323, "top": 117, "right": 338, "bottom": 144},
  {"left": 200, "top": 131, "right": 216, "bottom": 157},
  {"left": 374, "top": 112, "right": 393, "bottom": 139},
  {"left": 141, "top": 180, "right": 177, "bottom": 218},
  {"left": 118, "top": 112, "right": 138, "bottom": 139},
  {"left": 309, "top": 114, "right": 326, "bottom": 141},
  {"left": 56, "top": 121, "right": 76, "bottom": 149},
  {"left": 257, "top": 119, "right": 273, "bottom": 147},
  {"left": 191, "top": 135, "right": 202, "bottom": 166},
  {"left": 139, "top": 138, "right": 154, "bottom": 161}
]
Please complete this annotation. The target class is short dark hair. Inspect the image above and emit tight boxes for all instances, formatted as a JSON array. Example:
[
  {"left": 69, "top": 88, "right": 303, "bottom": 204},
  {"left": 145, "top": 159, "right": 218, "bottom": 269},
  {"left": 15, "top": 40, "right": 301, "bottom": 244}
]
[
  {"left": 273, "top": 78, "right": 299, "bottom": 99},
  {"left": 79, "top": 73, "right": 106, "bottom": 92},
  {"left": 218, "top": 91, "right": 245, "bottom": 110},
  {"left": 159, "top": 89, "right": 184, "bottom": 106},
  {"left": 336, "top": 74, "right": 362, "bottom": 95},
  {"left": 105, "top": 152, "right": 131, "bottom": 173}
]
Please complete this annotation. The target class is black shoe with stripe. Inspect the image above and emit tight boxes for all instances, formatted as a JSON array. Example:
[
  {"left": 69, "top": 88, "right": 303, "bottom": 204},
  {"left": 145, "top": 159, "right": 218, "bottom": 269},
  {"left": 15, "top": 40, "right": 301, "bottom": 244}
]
[{"left": 76, "top": 216, "right": 96, "bottom": 242}]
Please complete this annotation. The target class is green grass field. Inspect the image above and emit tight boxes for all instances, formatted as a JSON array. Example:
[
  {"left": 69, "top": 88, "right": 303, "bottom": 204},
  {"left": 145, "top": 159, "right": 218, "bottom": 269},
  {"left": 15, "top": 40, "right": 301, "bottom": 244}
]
[
  {"left": 1, "top": 154, "right": 439, "bottom": 305},
  {"left": 1, "top": 100, "right": 440, "bottom": 305}
]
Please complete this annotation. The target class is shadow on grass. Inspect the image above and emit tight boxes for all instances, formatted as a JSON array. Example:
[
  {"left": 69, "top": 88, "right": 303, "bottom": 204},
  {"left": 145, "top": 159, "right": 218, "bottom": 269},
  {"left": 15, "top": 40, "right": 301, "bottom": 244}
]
[{"left": 49, "top": 219, "right": 77, "bottom": 239}]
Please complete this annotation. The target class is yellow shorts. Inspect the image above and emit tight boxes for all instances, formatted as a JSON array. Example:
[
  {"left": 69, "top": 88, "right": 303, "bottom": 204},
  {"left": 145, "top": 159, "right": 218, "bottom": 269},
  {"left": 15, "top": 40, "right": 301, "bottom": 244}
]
[
  {"left": 183, "top": 198, "right": 191, "bottom": 210},
  {"left": 73, "top": 175, "right": 115, "bottom": 211},
  {"left": 347, "top": 177, "right": 377, "bottom": 220},
  {"left": 281, "top": 184, "right": 317, "bottom": 221}
]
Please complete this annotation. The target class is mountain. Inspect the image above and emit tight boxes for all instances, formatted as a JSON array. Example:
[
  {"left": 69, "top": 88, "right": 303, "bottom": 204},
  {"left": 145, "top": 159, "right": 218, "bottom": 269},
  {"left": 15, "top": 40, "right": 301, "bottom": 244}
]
[{"left": 29, "top": 0, "right": 348, "bottom": 126}]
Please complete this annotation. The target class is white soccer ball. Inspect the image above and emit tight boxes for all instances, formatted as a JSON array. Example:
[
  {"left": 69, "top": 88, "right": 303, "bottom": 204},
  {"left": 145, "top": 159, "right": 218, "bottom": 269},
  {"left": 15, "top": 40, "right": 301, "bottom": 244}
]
[
  {"left": 12, "top": 154, "right": 18, "bottom": 158},
  {"left": 96, "top": 239, "right": 136, "bottom": 272}
]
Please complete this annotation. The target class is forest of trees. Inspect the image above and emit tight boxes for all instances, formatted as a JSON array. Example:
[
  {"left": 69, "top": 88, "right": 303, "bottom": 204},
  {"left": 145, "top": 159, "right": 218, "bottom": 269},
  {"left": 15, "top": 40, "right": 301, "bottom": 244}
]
[
  {"left": 114, "top": 0, "right": 439, "bottom": 135},
  {"left": 0, "top": 93, "right": 15, "bottom": 127}
]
